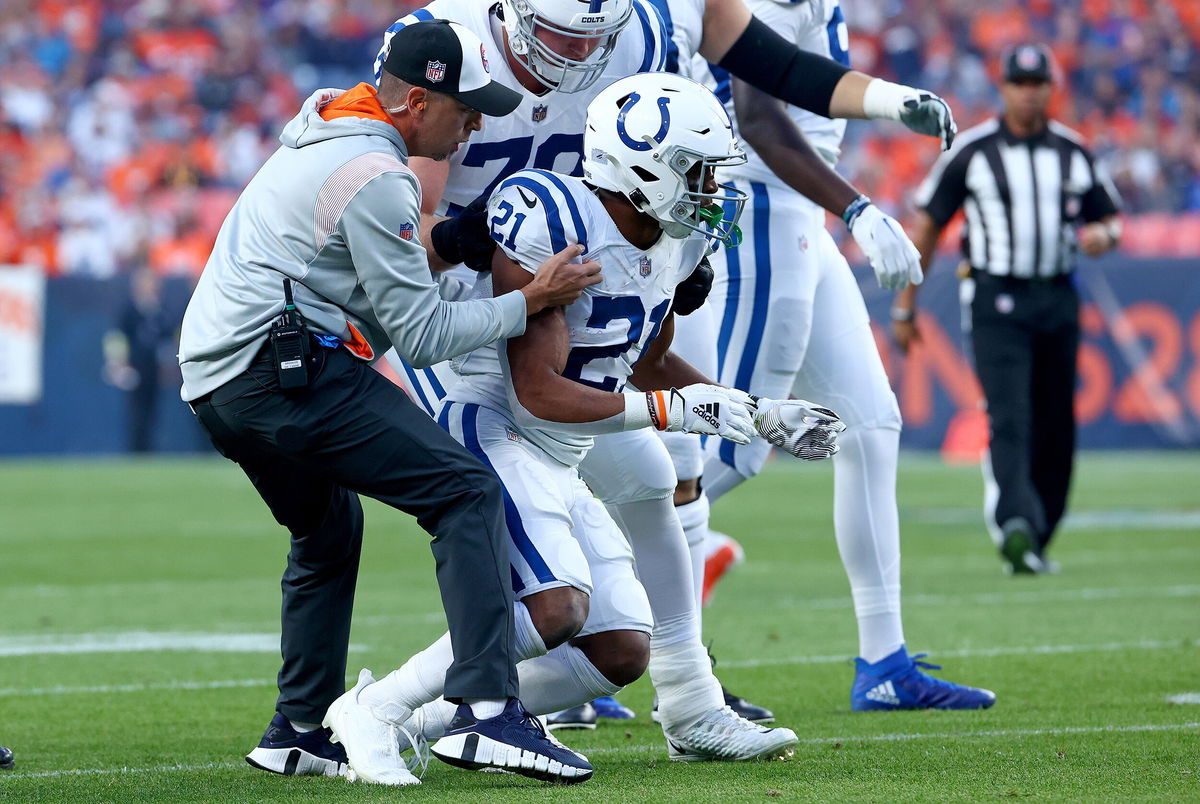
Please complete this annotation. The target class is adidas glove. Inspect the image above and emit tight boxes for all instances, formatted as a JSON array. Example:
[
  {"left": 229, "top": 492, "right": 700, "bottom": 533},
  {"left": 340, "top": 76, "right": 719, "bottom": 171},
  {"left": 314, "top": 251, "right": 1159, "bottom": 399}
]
[
  {"left": 862, "top": 79, "right": 957, "bottom": 151},
  {"left": 846, "top": 200, "right": 924, "bottom": 290},
  {"left": 630, "top": 385, "right": 756, "bottom": 444},
  {"left": 751, "top": 398, "right": 846, "bottom": 460}
]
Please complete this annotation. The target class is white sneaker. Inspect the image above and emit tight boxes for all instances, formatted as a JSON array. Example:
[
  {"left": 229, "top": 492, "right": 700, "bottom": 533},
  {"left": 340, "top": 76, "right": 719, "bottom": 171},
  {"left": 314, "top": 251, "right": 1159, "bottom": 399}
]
[
  {"left": 663, "top": 706, "right": 797, "bottom": 762},
  {"left": 322, "top": 668, "right": 419, "bottom": 786}
]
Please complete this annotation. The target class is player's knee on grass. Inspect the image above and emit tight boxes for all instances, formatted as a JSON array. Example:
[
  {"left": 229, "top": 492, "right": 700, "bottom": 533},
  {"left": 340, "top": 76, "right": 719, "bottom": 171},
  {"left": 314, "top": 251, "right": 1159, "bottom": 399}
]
[
  {"left": 673, "top": 477, "right": 700, "bottom": 506},
  {"left": 571, "top": 629, "right": 651, "bottom": 687},
  {"left": 522, "top": 586, "right": 590, "bottom": 649}
]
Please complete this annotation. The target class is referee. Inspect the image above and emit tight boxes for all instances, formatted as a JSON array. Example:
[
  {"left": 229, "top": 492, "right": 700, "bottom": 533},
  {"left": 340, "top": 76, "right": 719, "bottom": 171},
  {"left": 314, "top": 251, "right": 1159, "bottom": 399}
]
[{"left": 894, "top": 44, "right": 1121, "bottom": 575}]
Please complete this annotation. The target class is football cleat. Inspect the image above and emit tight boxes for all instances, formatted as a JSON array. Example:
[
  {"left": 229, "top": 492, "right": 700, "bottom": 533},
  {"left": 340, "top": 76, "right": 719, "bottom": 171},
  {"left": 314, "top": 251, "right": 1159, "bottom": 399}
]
[
  {"left": 663, "top": 706, "right": 797, "bottom": 762},
  {"left": 851, "top": 646, "right": 997, "bottom": 711},
  {"left": 245, "top": 713, "right": 347, "bottom": 777},
  {"left": 0, "top": 746, "right": 13, "bottom": 771},
  {"left": 592, "top": 695, "right": 636, "bottom": 720},
  {"left": 323, "top": 668, "right": 419, "bottom": 785},
  {"left": 702, "top": 531, "right": 744, "bottom": 607},
  {"left": 432, "top": 698, "right": 593, "bottom": 783},
  {"left": 545, "top": 701, "right": 598, "bottom": 730}
]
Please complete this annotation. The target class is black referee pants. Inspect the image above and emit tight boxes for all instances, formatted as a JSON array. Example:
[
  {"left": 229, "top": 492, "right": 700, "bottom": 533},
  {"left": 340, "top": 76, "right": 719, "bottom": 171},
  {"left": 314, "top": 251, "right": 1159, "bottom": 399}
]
[
  {"left": 969, "top": 273, "right": 1079, "bottom": 553},
  {"left": 190, "top": 343, "right": 519, "bottom": 724}
]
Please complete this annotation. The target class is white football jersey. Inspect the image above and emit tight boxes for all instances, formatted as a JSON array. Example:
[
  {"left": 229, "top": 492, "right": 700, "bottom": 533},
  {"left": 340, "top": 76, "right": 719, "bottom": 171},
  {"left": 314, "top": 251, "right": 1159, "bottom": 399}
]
[
  {"left": 375, "top": 0, "right": 669, "bottom": 216},
  {"left": 694, "top": 0, "right": 850, "bottom": 185},
  {"left": 644, "top": 0, "right": 705, "bottom": 77},
  {"left": 447, "top": 169, "right": 708, "bottom": 466}
]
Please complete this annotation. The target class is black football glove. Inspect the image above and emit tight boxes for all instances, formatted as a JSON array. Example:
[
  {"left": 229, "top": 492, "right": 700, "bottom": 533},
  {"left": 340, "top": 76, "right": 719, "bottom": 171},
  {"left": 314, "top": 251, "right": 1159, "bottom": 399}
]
[
  {"left": 429, "top": 191, "right": 497, "bottom": 272},
  {"left": 671, "top": 256, "right": 714, "bottom": 316}
]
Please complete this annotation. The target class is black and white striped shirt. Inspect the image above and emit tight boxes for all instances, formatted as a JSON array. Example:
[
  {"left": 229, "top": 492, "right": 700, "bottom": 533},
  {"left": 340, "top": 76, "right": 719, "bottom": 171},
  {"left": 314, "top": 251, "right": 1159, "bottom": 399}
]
[{"left": 914, "top": 118, "right": 1120, "bottom": 278}]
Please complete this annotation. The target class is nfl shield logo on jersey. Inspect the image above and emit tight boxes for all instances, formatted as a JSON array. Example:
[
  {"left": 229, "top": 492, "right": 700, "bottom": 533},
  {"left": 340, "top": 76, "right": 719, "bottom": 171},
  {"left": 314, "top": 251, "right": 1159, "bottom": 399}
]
[
  {"left": 639, "top": 256, "right": 652, "bottom": 277},
  {"left": 532, "top": 104, "right": 548, "bottom": 123},
  {"left": 426, "top": 60, "right": 446, "bottom": 83},
  {"left": 399, "top": 222, "right": 414, "bottom": 240}
]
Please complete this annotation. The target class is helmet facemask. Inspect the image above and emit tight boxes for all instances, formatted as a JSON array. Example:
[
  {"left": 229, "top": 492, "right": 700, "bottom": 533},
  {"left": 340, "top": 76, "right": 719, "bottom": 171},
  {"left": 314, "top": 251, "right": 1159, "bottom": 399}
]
[{"left": 660, "top": 146, "right": 747, "bottom": 246}]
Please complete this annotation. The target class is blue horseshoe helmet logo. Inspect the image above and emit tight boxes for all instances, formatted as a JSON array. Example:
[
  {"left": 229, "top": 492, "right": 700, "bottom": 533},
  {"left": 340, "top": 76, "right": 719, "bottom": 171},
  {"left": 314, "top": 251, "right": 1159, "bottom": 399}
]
[{"left": 616, "top": 92, "right": 671, "bottom": 152}]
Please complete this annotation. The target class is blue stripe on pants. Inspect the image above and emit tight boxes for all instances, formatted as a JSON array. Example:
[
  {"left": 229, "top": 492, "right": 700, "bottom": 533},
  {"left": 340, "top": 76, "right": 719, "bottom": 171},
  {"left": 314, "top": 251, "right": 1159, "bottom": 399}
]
[
  {"left": 458, "top": 404, "right": 557, "bottom": 589},
  {"left": 719, "top": 182, "right": 772, "bottom": 468}
]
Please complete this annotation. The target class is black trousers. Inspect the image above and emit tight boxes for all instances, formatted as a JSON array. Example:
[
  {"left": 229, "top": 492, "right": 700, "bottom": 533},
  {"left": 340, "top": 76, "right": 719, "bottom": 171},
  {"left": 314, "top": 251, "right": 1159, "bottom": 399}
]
[
  {"left": 191, "top": 343, "right": 518, "bottom": 723},
  {"left": 968, "top": 272, "right": 1079, "bottom": 553}
]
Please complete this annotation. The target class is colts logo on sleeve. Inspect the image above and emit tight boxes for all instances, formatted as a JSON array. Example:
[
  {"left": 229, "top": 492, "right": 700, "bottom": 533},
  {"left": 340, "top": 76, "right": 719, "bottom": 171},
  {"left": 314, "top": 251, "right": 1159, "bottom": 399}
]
[
  {"left": 639, "top": 256, "right": 652, "bottom": 277},
  {"left": 426, "top": 60, "right": 447, "bottom": 82},
  {"left": 399, "top": 222, "right": 415, "bottom": 240},
  {"left": 532, "top": 104, "right": 548, "bottom": 123}
]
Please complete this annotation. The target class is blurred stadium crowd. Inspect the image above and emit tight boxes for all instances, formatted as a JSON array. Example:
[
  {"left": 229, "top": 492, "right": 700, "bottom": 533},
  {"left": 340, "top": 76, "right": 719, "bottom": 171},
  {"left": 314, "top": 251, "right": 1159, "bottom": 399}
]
[{"left": 0, "top": 0, "right": 1196, "bottom": 279}]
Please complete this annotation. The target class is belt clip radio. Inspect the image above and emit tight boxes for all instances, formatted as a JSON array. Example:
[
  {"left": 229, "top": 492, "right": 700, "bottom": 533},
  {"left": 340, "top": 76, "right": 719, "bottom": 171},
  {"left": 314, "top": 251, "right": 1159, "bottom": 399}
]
[{"left": 270, "top": 279, "right": 311, "bottom": 390}]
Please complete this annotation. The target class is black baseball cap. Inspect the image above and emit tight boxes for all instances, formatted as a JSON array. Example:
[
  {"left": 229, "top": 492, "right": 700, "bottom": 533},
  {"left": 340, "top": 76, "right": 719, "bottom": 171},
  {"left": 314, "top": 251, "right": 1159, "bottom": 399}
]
[
  {"left": 1003, "top": 44, "right": 1053, "bottom": 83},
  {"left": 381, "top": 19, "right": 521, "bottom": 117}
]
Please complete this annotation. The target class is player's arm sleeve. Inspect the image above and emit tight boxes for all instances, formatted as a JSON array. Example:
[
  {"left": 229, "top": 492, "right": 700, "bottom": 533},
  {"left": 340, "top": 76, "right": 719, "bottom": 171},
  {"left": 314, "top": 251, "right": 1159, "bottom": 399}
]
[
  {"left": 340, "top": 171, "right": 528, "bottom": 368},
  {"left": 914, "top": 144, "right": 972, "bottom": 228}
]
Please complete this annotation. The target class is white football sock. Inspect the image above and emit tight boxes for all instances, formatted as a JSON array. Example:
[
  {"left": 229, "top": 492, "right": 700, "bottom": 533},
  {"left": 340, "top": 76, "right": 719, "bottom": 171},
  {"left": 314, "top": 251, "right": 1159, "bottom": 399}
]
[
  {"left": 648, "top": 640, "right": 723, "bottom": 731},
  {"left": 833, "top": 425, "right": 904, "bottom": 663},
  {"left": 359, "top": 601, "right": 546, "bottom": 721},
  {"left": 464, "top": 698, "right": 505, "bottom": 719},
  {"left": 674, "top": 492, "right": 710, "bottom": 615},
  {"left": 606, "top": 497, "right": 698, "bottom": 650},
  {"left": 511, "top": 644, "right": 620, "bottom": 714}
]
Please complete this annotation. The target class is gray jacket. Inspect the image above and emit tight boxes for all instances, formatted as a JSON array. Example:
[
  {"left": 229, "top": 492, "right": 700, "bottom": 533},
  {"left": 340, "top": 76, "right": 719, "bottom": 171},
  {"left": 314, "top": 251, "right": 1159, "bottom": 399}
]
[{"left": 178, "top": 88, "right": 527, "bottom": 401}]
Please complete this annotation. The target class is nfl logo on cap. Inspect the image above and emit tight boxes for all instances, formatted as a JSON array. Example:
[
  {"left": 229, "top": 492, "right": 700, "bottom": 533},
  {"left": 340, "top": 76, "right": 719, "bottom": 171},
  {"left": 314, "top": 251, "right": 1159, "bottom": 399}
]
[
  {"left": 399, "top": 222, "right": 415, "bottom": 240},
  {"left": 1017, "top": 46, "right": 1041, "bottom": 70},
  {"left": 532, "top": 104, "right": 548, "bottom": 123},
  {"left": 426, "top": 60, "right": 447, "bottom": 83},
  {"left": 639, "top": 256, "right": 652, "bottom": 277}
]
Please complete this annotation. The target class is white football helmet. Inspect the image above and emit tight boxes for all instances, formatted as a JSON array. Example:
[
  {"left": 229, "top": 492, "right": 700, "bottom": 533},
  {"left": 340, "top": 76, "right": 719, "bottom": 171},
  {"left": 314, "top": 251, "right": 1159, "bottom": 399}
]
[
  {"left": 583, "top": 72, "right": 747, "bottom": 245},
  {"left": 500, "top": 0, "right": 633, "bottom": 94}
]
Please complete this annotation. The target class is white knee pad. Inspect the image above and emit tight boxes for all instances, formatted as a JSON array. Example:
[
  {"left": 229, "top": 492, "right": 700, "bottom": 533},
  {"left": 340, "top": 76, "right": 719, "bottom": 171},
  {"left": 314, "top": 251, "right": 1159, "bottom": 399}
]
[
  {"left": 578, "top": 572, "right": 653, "bottom": 637},
  {"left": 570, "top": 486, "right": 654, "bottom": 637},
  {"left": 581, "top": 429, "right": 677, "bottom": 504}
]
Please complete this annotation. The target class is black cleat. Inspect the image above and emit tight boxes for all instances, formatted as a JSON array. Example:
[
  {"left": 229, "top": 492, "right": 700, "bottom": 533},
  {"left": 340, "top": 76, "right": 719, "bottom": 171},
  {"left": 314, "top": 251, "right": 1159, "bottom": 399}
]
[
  {"left": 545, "top": 702, "right": 598, "bottom": 730},
  {"left": 0, "top": 746, "right": 13, "bottom": 770}
]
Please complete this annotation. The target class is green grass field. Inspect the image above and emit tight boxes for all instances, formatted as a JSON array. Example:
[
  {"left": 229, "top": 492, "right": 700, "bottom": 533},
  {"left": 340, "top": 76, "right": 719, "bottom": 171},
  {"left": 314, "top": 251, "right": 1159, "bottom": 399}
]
[{"left": 0, "top": 452, "right": 1197, "bottom": 802}]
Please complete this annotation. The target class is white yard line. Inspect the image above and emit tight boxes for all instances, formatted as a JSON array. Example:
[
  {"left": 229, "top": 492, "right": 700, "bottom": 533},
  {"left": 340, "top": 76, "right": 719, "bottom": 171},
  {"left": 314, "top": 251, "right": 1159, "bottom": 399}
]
[
  {"left": 771, "top": 584, "right": 1200, "bottom": 611},
  {"left": 720, "top": 638, "right": 1198, "bottom": 669},
  {"left": 0, "top": 631, "right": 368, "bottom": 658},
  {"left": 1166, "top": 693, "right": 1200, "bottom": 705},
  {"left": 6, "top": 723, "right": 1195, "bottom": 779}
]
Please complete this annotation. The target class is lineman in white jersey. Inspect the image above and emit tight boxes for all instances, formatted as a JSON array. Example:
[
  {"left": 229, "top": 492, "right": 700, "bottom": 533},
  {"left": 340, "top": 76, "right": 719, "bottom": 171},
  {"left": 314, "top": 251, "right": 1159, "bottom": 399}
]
[
  {"left": 670, "top": 0, "right": 995, "bottom": 711},
  {"left": 325, "top": 75, "right": 844, "bottom": 781}
]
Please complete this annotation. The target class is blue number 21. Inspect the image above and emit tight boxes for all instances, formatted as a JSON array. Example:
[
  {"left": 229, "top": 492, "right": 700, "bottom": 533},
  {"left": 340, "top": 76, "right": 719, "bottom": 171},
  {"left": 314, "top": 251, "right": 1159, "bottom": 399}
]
[
  {"left": 489, "top": 200, "right": 527, "bottom": 250},
  {"left": 563, "top": 296, "right": 671, "bottom": 391}
]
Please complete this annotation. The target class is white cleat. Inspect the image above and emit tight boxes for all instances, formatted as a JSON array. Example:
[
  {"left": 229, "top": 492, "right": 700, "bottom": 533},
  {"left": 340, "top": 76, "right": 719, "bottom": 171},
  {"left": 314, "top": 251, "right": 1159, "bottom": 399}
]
[
  {"left": 663, "top": 706, "right": 798, "bottom": 762},
  {"left": 322, "top": 668, "right": 419, "bottom": 786}
]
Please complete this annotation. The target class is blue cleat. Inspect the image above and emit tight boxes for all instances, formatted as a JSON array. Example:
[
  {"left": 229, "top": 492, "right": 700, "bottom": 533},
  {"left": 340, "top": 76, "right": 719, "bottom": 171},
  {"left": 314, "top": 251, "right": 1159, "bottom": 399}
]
[
  {"left": 432, "top": 698, "right": 593, "bottom": 783},
  {"left": 851, "top": 646, "right": 997, "bottom": 711},
  {"left": 245, "top": 712, "right": 348, "bottom": 776},
  {"left": 592, "top": 696, "right": 636, "bottom": 720}
]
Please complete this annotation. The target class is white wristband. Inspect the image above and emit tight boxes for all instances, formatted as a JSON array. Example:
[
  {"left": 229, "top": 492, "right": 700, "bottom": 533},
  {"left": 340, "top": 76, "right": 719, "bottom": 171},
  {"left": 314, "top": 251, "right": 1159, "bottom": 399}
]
[
  {"left": 862, "top": 79, "right": 909, "bottom": 122},
  {"left": 622, "top": 392, "right": 655, "bottom": 431}
]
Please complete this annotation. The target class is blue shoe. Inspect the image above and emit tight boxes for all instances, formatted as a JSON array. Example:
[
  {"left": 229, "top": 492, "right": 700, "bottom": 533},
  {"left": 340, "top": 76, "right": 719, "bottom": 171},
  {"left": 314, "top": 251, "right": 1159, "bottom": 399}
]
[
  {"left": 592, "top": 696, "right": 636, "bottom": 720},
  {"left": 431, "top": 698, "right": 593, "bottom": 784},
  {"left": 851, "top": 646, "right": 997, "bottom": 711},
  {"left": 245, "top": 712, "right": 348, "bottom": 776}
]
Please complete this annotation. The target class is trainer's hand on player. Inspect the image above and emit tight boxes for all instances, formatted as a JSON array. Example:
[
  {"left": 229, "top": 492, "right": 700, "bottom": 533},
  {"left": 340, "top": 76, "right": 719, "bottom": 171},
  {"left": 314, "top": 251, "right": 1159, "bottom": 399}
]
[
  {"left": 522, "top": 244, "right": 601, "bottom": 314},
  {"left": 649, "top": 384, "right": 756, "bottom": 444},
  {"left": 850, "top": 204, "right": 923, "bottom": 290},
  {"left": 751, "top": 398, "right": 845, "bottom": 460},
  {"left": 670, "top": 256, "right": 714, "bottom": 316}
]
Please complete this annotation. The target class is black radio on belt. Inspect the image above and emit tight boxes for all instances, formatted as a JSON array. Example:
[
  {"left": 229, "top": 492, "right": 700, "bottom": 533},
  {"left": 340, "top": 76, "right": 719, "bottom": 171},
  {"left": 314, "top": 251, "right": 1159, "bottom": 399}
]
[{"left": 270, "top": 279, "right": 311, "bottom": 389}]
